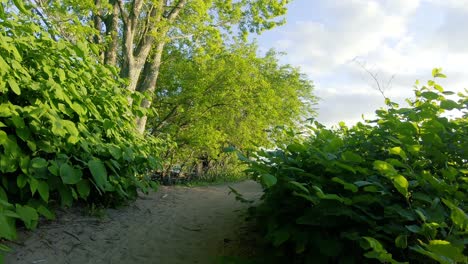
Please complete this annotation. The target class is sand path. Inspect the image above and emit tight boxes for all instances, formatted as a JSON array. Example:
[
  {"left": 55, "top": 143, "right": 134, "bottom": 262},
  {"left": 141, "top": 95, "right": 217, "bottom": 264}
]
[{"left": 5, "top": 181, "right": 262, "bottom": 264}]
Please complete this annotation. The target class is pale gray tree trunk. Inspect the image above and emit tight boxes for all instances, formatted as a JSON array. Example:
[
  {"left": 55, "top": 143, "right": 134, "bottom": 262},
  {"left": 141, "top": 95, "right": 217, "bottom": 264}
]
[
  {"left": 136, "top": 41, "right": 166, "bottom": 133},
  {"left": 104, "top": 1, "right": 119, "bottom": 66},
  {"left": 114, "top": 0, "right": 186, "bottom": 132}
]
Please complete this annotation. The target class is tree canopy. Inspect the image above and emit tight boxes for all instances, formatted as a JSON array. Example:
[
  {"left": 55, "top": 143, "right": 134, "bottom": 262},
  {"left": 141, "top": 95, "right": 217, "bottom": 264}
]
[
  {"left": 28, "top": 0, "right": 292, "bottom": 132},
  {"left": 152, "top": 42, "right": 315, "bottom": 172},
  {"left": 0, "top": 1, "right": 317, "bottom": 259}
]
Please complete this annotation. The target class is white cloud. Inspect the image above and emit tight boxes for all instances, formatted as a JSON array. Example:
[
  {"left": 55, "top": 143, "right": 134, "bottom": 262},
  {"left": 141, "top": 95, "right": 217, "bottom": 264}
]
[
  {"left": 277, "top": 0, "right": 418, "bottom": 76},
  {"left": 257, "top": 0, "right": 468, "bottom": 126}
]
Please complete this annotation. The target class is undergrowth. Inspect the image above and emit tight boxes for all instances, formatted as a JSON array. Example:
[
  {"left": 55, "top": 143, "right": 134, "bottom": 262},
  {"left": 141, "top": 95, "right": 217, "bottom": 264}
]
[{"left": 242, "top": 70, "right": 467, "bottom": 263}]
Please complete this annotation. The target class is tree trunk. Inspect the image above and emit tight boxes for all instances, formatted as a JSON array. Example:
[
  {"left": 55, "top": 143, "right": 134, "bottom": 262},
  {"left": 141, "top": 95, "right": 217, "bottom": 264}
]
[
  {"left": 104, "top": 1, "right": 119, "bottom": 66},
  {"left": 135, "top": 41, "right": 166, "bottom": 133}
]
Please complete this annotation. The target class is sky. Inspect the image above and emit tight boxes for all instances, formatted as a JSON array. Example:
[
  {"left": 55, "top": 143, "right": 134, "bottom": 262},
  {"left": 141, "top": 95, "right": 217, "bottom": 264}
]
[{"left": 254, "top": 0, "right": 468, "bottom": 127}]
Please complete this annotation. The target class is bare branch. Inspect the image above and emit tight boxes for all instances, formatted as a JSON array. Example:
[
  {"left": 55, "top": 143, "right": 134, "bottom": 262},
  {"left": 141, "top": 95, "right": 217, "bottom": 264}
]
[
  {"left": 353, "top": 58, "right": 391, "bottom": 100},
  {"left": 116, "top": 0, "right": 128, "bottom": 26},
  {"left": 169, "top": 34, "right": 193, "bottom": 41},
  {"left": 166, "top": 0, "right": 187, "bottom": 22}
]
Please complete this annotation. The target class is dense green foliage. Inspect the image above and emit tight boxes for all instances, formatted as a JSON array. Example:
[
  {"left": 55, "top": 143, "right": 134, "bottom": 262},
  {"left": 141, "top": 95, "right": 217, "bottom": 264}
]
[
  {"left": 0, "top": 13, "right": 161, "bottom": 261},
  {"left": 245, "top": 71, "right": 467, "bottom": 263},
  {"left": 26, "top": 0, "right": 292, "bottom": 132},
  {"left": 152, "top": 43, "right": 315, "bottom": 175}
]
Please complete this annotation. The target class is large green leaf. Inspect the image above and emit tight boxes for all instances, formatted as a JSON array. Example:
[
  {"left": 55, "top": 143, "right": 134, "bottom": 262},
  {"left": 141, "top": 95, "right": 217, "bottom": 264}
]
[
  {"left": 374, "top": 160, "right": 398, "bottom": 177},
  {"left": 37, "top": 205, "right": 55, "bottom": 220},
  {"left": 76, "top": 179, "right": 91, "bottom": 199},
  {"left": 0, "top": 214, "right": 16, "bottom": 240},
  {"left": 37, "top": 180, "right": 49, "bottom": 202},
  {"left": 7, "top": 79, "right": 20, "bottom": 95},
  {"left": 60, "top": 163, "right": 82, "bottom": 185},
  {"left": 261, "top": 173, "right": 277, "bottom": 188},
  {"left": 88, "top": 159, "right": 108, "bottom": 190},
  {"left": 412, "top": 240, "right": 466, "bottom": 264},
  {"left": 31, "top": 157, "right": 48, "bottom": 169},
  {"left": 392, "top": 175, "right": 409, "bottom": 198},
  {"left": 15, "top": 205, "right": 38, "bottom": 230},
  {"left": 389, "top": 147, "right": 407, "bottom": 160}
]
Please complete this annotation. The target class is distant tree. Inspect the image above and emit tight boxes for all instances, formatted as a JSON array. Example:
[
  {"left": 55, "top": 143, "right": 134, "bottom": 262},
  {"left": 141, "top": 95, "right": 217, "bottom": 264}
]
[
  {"left": 151, "top": 41, "right": 316, "bottom": 172},
  {"left": 25, "top": 0, "right": 291, "bottom": 132}
]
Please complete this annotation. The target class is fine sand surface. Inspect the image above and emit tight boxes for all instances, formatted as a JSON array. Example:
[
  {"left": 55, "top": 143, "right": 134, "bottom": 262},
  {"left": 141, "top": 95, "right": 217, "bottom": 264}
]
[{"left": 5, "top": 181, "right": 262, "bottom": 264}]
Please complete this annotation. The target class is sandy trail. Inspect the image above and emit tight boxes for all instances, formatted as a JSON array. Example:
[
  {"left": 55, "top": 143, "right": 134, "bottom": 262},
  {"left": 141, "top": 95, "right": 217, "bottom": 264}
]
[{"left": 5, "top": 181, "right": 262, "bottom": 264}]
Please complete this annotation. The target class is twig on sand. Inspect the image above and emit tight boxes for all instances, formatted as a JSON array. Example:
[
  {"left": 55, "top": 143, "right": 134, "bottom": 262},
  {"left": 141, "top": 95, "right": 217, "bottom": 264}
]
[
  {"left": 63, "top": 231, "right": 81, "bottom": 242},
  {"left": 181, "top": 226, "right": 202, "bottom": 232}
]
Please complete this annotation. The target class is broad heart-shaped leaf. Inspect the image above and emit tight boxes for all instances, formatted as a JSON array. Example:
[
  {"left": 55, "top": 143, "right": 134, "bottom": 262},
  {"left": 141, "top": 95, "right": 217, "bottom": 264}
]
[
  {"left": 76, "top": 179, "right": 91, "bottom": 199},
  {"left": 108, "top": 145, "right": 122, "bottom": 160},
  {"left": 421, "top": 91, "right": 439, "bottom": 100},
  {"left": 442, "top": 199, "right": 468, "bottom": 230},
  {"left": 15, "top": 204, "right": 38, "bottom": 230},
  {"left": 58, "top": 185, "right": 73, "bottom": 208},
  {"left": 440, "top": 100, "right": 459, "bottom": 110},
  {"left": 37, "top": 180, "right": 49, "bottom": 202},
  {"left": 261, "top": 173, "right": 277, "bottom": 188},
  {"left": 392, "top": 175, "right": 409, "bottom": 198},
  {"left": 412, "top": 240, "right": 466, "bottom": 264},
  {"left": 36, "top": 205, "right": 55, "bottom": 220},
  {"left": 29, "top": 178, "right": 38, "bottom": 195},
  {"left": 88, "top": 159, "right": 108, "bottom": 190},
  {"left": 60, "top": 163, "right": 82, "bottom": 185},
  {"left": 30, "top": 157, "right": 48, "bottom": 169},
  {"left": 0, "top": 213, "right": 16, "bottom": 240},
  {"left": 341, "top": 151, "right": 364, "bottom": 163},
  {"left": 374, "top": 160, "right": 398, "bottom": 177},
  {"left": 16, "top": 174, "right": 27, "bottom": 188},
  {"left": 0, "top": 130, "right": 7, "bottom": 145},
  {"left": 389, "top": 147, "right": 407, "bottom": 160},
  {"left": 7, "top": 78, "right": 20, "bottom": 95}
]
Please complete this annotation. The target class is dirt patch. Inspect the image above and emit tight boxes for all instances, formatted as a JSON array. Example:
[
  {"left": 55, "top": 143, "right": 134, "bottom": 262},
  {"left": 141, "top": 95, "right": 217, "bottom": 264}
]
[{"left": 5, "top": 181, "right": 262, "bottom": 264}]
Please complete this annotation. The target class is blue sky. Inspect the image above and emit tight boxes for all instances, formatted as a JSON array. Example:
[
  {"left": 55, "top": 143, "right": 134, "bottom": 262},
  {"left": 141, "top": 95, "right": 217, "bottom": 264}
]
[{"left": 254, "top": 0, "right": 468, "bottom": 127}]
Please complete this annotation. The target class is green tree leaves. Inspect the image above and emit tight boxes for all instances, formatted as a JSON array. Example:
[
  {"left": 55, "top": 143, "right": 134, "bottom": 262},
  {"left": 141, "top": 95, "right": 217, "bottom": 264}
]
[
  {"left": 7, "top": 79, "right": 20, "bottom": 95},
  {"left": 152, "top": 42, "right": 315, "bottom": 173},
  {"left": 60, "top": 163, "right": 82, "bottom": 185},
  {"left": 15, "top": 205, "right": 38, "bottom": 230},
  {"left": 245, "top": 71, "right": 467, "bottom": 263},
  {"left": 0, "top": 11, "right": 163, "bottom": 256},
  {"left": 88, "top": 160, "right": 107, "bottom": 191}
]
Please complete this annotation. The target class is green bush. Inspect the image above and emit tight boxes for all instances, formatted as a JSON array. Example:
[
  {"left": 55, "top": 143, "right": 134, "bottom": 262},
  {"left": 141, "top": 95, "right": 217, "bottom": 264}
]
[
  {"left": 245, "top": 70, "right": 467, "bottom": 263},
  {"left": 0, "top": 12, "right": 162, "bottom": 259}
]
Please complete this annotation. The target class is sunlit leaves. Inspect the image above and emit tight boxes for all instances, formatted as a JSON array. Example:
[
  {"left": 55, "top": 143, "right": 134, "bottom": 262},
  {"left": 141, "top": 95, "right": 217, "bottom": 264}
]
[
  {"left": 15, "top": 205, "right": 38, "bottom": 229},
  {"left": 0, "top": 11, "right": 163, "bottom": 255},
  {"left": 88, "top": 160, "right": 108, "bottom": 190},
  {"left": 154, "top": 42, "right": 315, "bottom": 168},
  {"left": 389, "top": 147, "right": 407, "bottom": 160},
  {"left": 245, "top": 70, "right": 467, "bottom": 263},
  {"left": 7, "top": 79, "right": 20, "bottom": 95},
  {"left": 37, "top": 181, "right": 49, "bottom": 202},
  {"left": 60, "top": 163, "right": 82, "bottom": 185},
  {"left": 261, "top": 173, "right": 277, "bottom": 188}
]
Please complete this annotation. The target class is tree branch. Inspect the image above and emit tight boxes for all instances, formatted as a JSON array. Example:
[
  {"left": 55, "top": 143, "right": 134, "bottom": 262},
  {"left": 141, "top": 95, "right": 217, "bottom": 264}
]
[
  {"left": 166, "top": 0, "right": 187, "bottom": 22},
  {"left": 116, "top": 0, "right": 128, "bottom": 26}
]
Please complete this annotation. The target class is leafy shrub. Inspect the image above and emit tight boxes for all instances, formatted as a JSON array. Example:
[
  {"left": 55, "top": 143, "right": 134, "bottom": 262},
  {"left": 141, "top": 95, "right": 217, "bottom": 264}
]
[
  {"left": 0, "top": 12, "right": 162, "bottom": 260},
  {"left": 244, "top": 70, "right": 467, "bottom": 263}
]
